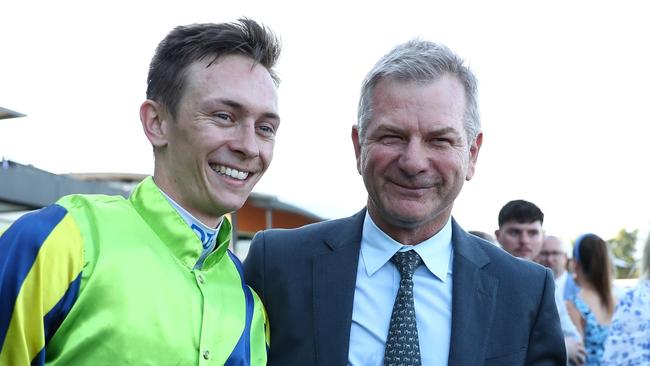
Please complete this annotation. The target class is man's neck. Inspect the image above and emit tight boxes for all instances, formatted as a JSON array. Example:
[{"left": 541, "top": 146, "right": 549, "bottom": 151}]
[
  {"left": 366, "top": 205, "right": 452, "bottom": 245},
  {"left": 153, "top": 177, "right": 222, "bottom": 228}
]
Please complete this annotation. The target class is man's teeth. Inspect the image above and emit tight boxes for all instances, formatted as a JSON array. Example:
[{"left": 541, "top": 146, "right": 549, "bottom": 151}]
[{"left": 214, "top": 165, "right": 249, "bottom": 180}]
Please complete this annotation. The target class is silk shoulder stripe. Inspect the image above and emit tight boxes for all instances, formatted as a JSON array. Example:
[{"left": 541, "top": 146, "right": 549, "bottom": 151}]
[
  {"left": 224, "top": 250, "right": 254, "bottom": 366},
  {"left": 2, "top": 212, "right": 84, "bottom": 365},
  {"left": 1, "top": 209, "right": 83, "bottom": 364},
  {"left": 0, "top": 205, "right": 68, "bottom": 351},
  {"left": 43, "top": 272, "right": 82, "bottom": 344},
  {"left": 26, "top": 272, "right": 82, "bottom": 366},
  {"left": 30, "top": 348, "right": 44, "bottom": 366}
]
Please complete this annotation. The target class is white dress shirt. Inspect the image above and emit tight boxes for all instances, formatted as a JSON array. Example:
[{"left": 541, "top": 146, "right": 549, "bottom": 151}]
[
  {"left": 553, "top": 271, "right": 581, "bottom": 341},
  {"left": 555, "top": 271, "right": 568, "bottom": 301},
  {"left": 348, "top": 212, "right": 453, "bottom": 366}
]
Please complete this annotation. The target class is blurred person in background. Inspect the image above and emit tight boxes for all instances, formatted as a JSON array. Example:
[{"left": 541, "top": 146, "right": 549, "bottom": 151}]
[
  {"left": 537, "top": 235, "right": 587, "bottom": 365},
  {"left": 537, "top": 235, "right": 580, "bottom": 302},
  {"left": 566, "top": 234, "right": 617, "bottom": 366},
  {"left": 601, "top": 233, "right": 650, "bottom": 365},
  {"left": 495, "top": 199, "right": 545, "bottom": 260},
  {"left": 496, "top": 200, "right": 585, "bottom": 364},
  {"left": 468, "top": 230, "right": 496, "bottom": 244}
]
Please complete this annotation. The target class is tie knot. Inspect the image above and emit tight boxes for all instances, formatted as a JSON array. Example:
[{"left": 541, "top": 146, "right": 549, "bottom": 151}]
[{"left": 391, "top": 250, "right": 421, "bottom": 277}]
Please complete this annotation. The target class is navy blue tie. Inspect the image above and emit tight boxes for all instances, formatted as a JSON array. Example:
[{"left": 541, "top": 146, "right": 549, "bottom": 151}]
[{"left": 384, "top": 250, "right": 422, "bottom": 366}]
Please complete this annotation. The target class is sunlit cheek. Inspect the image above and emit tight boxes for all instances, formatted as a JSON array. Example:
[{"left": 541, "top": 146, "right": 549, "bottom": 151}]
[
  {"left": 358, "top": 148, "right": 372, "bottom": 171},
  {"left": 433, "top": 149, "right": 465, "bottom": 169},
  {"left": 373, "top": 145, "right": 404, "bottom": 162},
  {"left": 455, "top": 150, "right": 473, "bottom": 173}
]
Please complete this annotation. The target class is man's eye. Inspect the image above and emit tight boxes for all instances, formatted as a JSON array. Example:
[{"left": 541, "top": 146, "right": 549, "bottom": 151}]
[
  {"left": 380, "top": 135, "right": 401, "bottom": 143},
  {"left": 257, "top": 124, "right": 276, "bottom": 136},
  {"left": 215, "top": 112, "right": 232, "bottom": 121},
  {"left": 431, "top": 138, "right": 452, "bottom": 145}
]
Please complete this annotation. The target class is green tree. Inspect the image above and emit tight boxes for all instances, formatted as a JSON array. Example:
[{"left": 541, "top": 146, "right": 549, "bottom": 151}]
[{"left": 607, "top": 229, "right": 638, "bottom": 278}]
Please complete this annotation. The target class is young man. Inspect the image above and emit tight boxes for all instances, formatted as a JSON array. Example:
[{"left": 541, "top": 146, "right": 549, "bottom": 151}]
[
  {"left": 496, "top": 200, "right": 586, "bottom": 365},
  {"left": 244, "top": 40, "right": 565, "bottom": 366},
  {"left": 494, "top": 199, "right": 545, "bottom": 260},
  {"left": 0, "top": 19, "right": 280, "bottom": 365}
]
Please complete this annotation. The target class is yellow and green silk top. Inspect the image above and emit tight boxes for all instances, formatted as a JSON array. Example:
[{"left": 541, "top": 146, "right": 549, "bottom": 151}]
[{"left": 0, "top": 177, "right": 268, "bottom": 365}]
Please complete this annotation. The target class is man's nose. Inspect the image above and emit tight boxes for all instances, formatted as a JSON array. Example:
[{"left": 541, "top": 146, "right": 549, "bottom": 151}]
[
  {"left": 230, "top": 121, "right": 260, "bottom": 158},
  {"left": 399, "top": 139, "right": 428, "bottom": 176}
]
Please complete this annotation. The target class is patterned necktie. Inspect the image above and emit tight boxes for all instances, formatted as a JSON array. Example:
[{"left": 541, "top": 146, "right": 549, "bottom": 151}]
[{"left": 384, "top": 250, "right": 422, "bottom": 366}]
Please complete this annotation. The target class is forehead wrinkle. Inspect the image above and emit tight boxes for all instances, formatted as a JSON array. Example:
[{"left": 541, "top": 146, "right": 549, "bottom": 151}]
[
  {"left": 373, "top": 84, "right": 465, "bottom": 131},
  {"left": 424, "top": 126, "right": 462, "bottom": 137}
]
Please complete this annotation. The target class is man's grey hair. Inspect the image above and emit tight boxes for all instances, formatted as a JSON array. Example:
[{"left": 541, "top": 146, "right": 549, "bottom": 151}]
[
  {"left": 544, "top": 235, "right": 572, "bottom": 257},
  {"left": 357, "top": 39, "right": 480, "bottom": 143}
]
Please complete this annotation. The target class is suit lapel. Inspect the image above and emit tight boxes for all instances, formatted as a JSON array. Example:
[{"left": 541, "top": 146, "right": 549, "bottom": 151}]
[
  {"left": 313, "top": 210, "right": 365, "bottom": 366},
  {"left": 448, "top": 221, "right": 498, "bottom": 366}
]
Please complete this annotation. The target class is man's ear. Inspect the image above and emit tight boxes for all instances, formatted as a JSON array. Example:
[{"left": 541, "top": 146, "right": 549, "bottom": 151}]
[
  {"left": 351, "top": 125, "right": 362, "bottom": 175},
  {"left": 465, "top": 132, "right": 483, "bottom": 181},
  {"left": 140, "top": 100, "right": 168, "bottom": 148}
]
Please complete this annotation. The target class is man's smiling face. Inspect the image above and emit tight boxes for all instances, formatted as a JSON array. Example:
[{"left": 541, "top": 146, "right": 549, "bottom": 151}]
[{"left": 155, "top": 54, "right": 279, "bottom": 225}]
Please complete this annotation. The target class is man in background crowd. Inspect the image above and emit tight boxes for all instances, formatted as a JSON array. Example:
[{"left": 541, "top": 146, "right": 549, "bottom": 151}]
[
  {"left": 537, "top": 235, "right": 580, "bottom": 302},
  {"left": 468, "top": 230, "right": 496, "bottom": 244},
  {"left": 496, "top": 200, "right": 586, "bottom": 365}
]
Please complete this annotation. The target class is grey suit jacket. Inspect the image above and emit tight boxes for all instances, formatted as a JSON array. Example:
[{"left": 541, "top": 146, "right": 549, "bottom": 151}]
[{"left": 243, "top": 209, "right": 566, "bottom": 366}]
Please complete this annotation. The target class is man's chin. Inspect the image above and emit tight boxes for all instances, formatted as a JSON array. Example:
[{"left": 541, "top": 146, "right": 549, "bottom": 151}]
[
  {"left": 209, "top": 195, "right": 248, "bottom": 217},
  {"left": 384, "top": 210, "right": 438, "bottom": 229},
  {"left": 387, "top": 202, "right": 450, "bottom": 224}
]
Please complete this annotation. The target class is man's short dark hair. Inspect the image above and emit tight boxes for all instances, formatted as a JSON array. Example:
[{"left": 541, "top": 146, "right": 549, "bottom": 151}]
[
  {"left": 498, "top": 199, "right": 544, "bottom": 227},
  {"left": 146, "top": 18, "right": 281, "bottom": 119}
]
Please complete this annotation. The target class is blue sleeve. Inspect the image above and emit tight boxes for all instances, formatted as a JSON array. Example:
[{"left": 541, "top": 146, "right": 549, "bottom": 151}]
[{"left": 0, "top": 205, "right": 83, "bottom": 365}]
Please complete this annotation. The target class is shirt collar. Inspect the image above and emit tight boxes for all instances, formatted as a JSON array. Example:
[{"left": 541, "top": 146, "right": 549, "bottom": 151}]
[
  {"left": 361, "top": 211, "right": 453, "bottom": 282},
  {"left": 129, "top": 177, "right": 231, "bottom": 270},
  {"left": 159, "top": 188, "right": 222, "bottom": 248}
]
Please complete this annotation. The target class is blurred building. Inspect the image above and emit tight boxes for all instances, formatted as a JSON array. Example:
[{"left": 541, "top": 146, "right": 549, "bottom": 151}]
[{"left": 0, "top": 159, "right": 323, "bottom": 259}]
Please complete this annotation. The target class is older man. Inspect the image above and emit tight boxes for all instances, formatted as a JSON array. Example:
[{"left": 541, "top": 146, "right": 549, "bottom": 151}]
[
  {"left": 495, "top": 200, "right": 585, "bottom": 365},
  {"left": 244, "top": 40, "right": 565, "bottom": 366},
  {"left": 538, "top": 235, "right": 580, "bottom": 301}
]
